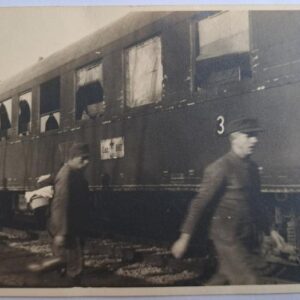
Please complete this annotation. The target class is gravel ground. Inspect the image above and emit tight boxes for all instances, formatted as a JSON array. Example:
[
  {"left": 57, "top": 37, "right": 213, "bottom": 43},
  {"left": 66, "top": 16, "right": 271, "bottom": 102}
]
[
  {"left": 0, "top": 228, "right": 298, "bottom": 288},
  {"left": 0, "top": 229, "right": 204, "bottom": 287}
]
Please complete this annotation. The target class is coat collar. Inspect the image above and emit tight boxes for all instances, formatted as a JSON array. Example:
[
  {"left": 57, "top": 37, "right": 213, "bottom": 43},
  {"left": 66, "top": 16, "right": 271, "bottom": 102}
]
[{"left": 227, "top": 150, "right": 251, "bottom": 166}]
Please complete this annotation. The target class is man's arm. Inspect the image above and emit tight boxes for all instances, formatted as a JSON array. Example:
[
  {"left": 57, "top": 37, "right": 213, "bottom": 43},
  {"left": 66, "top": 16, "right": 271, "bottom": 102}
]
[
  {"left": 171, "top": 162, "right": 226, "bottom": 259},
  {"left": 50, "top": 170, "right": 70, "bottom": 236}
]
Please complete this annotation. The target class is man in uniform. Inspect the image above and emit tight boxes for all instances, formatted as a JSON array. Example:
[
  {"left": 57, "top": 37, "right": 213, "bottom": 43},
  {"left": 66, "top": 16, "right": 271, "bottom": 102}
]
[
  {"left": 171, "top": 118, "right": 284, "bottom": 285},
  {"left": 28, "top": 142, "right": 90, "bottom": 282}
]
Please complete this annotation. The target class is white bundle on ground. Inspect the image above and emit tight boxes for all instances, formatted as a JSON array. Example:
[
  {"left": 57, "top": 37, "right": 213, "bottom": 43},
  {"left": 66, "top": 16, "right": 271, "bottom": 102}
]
[
  {"left": 25, "top": 186, "right": 54, "bottom": 210},
  {"left": 25, "top": 174, "right": 54, "bottom": 210}
]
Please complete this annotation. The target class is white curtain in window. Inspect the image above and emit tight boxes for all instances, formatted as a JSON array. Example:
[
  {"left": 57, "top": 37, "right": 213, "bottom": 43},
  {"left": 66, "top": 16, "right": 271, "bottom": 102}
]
[
  {"left": 126, "top": 36, "right": 163, "bottom": 107},
  {"left": 77, "top": 63, "right": 103, "bottom": 87},
  {"left": 198, "top": 11, "right": 250, "bottom": 58}
]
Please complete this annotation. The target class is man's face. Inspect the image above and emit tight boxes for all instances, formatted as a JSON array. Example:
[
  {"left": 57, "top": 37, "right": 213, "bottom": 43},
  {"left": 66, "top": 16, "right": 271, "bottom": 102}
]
[
  {"left": 231, "top": 132, "right": 258, "bottom": 157},
  {"left": 68, "top": 155, "right": 90, "bottom": 170}
]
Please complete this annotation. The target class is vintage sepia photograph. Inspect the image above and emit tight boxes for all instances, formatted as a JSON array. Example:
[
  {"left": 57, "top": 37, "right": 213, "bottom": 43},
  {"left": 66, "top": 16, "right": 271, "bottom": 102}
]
[{"left": 0, "top": 5, "right": 300, "bottom": 296}]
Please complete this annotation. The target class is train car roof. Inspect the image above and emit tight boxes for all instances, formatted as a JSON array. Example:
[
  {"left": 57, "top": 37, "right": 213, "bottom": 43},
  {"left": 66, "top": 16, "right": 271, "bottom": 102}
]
[{"left": 0, "top": 11, "right": 173, "bottom": 97}]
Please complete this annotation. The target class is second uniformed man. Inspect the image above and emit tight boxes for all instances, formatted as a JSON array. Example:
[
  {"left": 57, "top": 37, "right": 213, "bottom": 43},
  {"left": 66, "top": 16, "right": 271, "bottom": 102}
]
[
  {"left": 28, "top": 142, "right": 90, "bottom": 282},
  {"left": 171, "top": 117, "right": 284, "bottom": 285}
]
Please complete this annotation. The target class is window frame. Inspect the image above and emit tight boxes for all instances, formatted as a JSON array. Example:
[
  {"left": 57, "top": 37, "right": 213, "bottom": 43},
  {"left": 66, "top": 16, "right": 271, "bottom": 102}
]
[
  {"left": 39, "top": 76, "right": 61, "bottom": 134},
  {"left": 18, "top": 90, "right": 32, "bottom": 136},
  {"left": 192, "top": 11, "right": 254, "bottom": 91},
  {"left": 74, "top": 59, "right": 105, "bottom": 122},
  {"left": 124, "top": 35, "right": 164, "bottom": 110},
  {"left": 0, "top": 97, "right": 13, "bottom": 140}
]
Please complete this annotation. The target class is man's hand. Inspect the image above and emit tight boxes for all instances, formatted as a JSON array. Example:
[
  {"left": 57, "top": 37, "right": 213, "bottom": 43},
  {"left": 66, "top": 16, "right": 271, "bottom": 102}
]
[
  {"left": 53, "top": 235, "right": 66, "bottom": 247},
  {"left": 171, "top": 233, "right": 191, "bottom": 259},
  {"left": 270, "top": 230, "right": 285, "bottom": 250},
  {"left": 269, "top": 230, "right": 298, "bottom": 257}
]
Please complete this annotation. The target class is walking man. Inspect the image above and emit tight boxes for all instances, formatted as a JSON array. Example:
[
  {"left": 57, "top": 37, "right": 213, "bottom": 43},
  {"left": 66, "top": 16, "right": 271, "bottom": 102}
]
[
  {"left": 171, "top": 118, "right": 284, "bottom": 285},
  {"left": 28, "top": 142, "right": 90, "bottom": 282}
]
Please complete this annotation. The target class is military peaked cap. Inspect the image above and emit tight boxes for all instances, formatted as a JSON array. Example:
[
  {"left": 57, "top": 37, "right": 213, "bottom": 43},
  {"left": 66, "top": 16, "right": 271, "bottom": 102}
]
[
  {"left": 69, "top": 142, "right": 90, "bottom": 159},
  {"left": 226, "top": 118, "right": 263, "bottom": 135}
]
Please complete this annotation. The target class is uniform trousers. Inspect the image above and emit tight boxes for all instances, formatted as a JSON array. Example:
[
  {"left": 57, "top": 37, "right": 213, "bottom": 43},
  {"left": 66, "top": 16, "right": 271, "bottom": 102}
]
[
  {"left": 51, "top": 235, "right": 84, "bottom": 278},
  {"left": 207, "top": 216, "right": 266, "bottom": 285}
]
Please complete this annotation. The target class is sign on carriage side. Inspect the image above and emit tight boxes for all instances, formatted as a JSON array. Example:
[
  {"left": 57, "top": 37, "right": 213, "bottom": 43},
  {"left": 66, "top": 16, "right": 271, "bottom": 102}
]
[{"left": 100, "top": 137, "right": 125, "bottom": 160}]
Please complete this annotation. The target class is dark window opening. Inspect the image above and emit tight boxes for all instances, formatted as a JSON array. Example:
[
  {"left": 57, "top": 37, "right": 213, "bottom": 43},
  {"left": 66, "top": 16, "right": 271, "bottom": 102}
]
[
  {"left": 195, "top": 53, "right": 252, "bottom": 88},
  {"left": 75, "top": 62, "right": 105, "bottom": 120},
  {"left": 18, "top": 92, "right": 32, "bottom": 136},
  {"left": 40, "top": 78, "right": 60, "bottom": 115},
  {"left": 19, "top": 100, "right": 31, "bottom": 135},
  {"left": 76, "top": 81, "right": 104, "bottom": 120},
  {"left": 40, "top": 77, "right": 60, "bottom": 132},
  {"left": 0, "top": 99, "right": 12, "bottom": 140},
  {"left": 195, "top": 11, "right": 251, "bottom": 89}
]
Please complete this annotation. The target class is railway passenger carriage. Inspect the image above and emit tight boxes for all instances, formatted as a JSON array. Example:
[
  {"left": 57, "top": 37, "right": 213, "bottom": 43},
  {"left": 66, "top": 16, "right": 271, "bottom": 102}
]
[{"left": 0, "top": 10, "right": 300, "bottom": 246}]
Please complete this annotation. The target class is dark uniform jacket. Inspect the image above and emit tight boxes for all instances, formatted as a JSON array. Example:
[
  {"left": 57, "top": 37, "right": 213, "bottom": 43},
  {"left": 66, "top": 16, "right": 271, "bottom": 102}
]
[
  {"left": 181, "top": 151, "right": 271, "bottom": 247},
  {"left": 48, "top": 164, "right": 89, "bottom": 237}
]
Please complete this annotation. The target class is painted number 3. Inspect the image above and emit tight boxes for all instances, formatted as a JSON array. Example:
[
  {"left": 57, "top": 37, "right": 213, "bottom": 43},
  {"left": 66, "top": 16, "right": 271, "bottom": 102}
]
[{"left": 216, "top": 116, "right": 225, "bottom": 135}]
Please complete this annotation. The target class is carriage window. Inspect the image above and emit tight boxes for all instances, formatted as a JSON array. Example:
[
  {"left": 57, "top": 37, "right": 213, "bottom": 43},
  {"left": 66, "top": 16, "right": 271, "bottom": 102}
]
[
  {"left": 0, "top": 98, "right": 12, "bottom": 140},
  {"left": 18, "top": 91, "right": 32, "bottom": 136},
  {"left": 75, "top": 62, "right": 104, "bottom": 120},
  {"left": 196, "top": 11, "right": 251, "bottom": 87},
  {"left": 40, "top": 77, "right": 60, "bottom": 132},
  {"left": 125, "top": 36, "right": 163, "bottom": 108}
]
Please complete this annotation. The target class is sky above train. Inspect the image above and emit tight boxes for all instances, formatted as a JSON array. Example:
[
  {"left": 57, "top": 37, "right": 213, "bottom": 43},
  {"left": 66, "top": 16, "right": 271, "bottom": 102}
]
[
  {"left": 1, "top": 5, "right": 295, "bottom": 83},
  {"left": 0, "top": 7, "right": 131, "bottom": 83}
]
